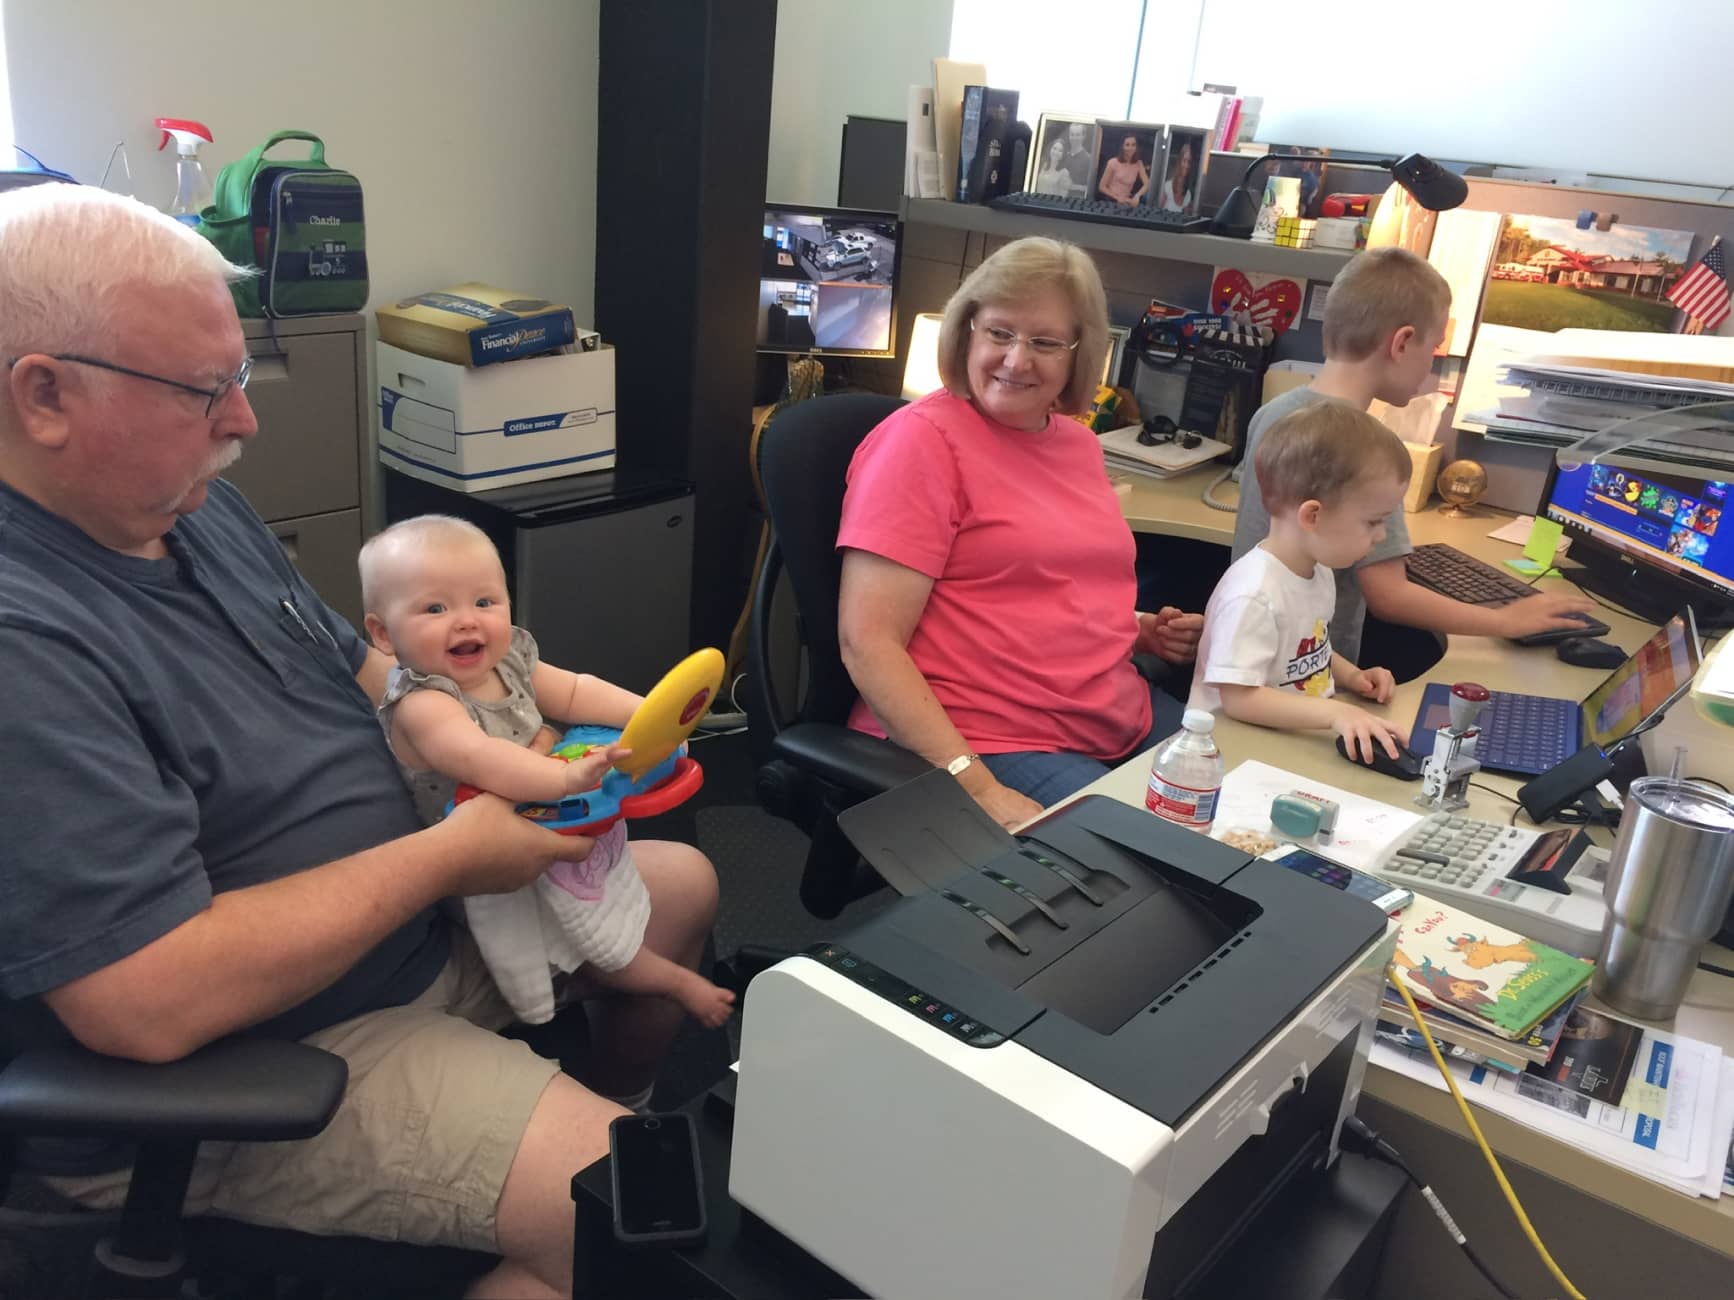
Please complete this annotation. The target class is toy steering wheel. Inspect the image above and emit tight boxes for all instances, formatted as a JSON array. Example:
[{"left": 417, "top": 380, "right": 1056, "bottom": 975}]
[{"left": 449, "top": 647, "right": 725, "bottom": 836}]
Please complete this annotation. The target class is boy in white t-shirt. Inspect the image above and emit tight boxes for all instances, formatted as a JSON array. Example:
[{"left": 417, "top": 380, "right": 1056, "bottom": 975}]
[{"left": 1189, "top": 402, "right": 1414, "bottom": 763}]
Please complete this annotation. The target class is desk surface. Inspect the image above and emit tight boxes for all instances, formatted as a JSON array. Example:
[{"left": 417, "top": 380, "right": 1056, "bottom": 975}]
[{"left": 1096, "top": 471, "right": 1734, "bottom": 1254}]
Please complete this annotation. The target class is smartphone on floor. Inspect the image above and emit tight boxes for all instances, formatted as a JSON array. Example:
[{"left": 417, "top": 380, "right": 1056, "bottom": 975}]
[
  {"left": 1260, "top": 845, "right": 1413, "bottom": 915},
  {"left": 609, "top": 1112, "right": 707, "bottom": 1247}
]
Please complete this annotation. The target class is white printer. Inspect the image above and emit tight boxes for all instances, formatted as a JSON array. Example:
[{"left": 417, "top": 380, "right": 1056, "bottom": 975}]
[{"left": 730, "top": 782, "right": 1397, "bottom": 1299}]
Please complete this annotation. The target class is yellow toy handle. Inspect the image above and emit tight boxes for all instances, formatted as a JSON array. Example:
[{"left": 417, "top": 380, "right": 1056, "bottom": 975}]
[{"left": 615, "top": 647, "right": 725, "bottom": 779}]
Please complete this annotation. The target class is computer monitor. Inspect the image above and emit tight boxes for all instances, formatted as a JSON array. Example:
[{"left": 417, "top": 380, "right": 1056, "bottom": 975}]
[
  {"left": 1541, "top": 457, "right": 1734, "bottom": 630},
  {"left": 758, "top": 204, "right": 901, "bottom": 358}
]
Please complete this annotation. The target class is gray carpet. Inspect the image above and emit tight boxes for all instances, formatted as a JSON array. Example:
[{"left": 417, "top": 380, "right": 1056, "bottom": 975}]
[{"left": 697, "top": 802, "right": 896, "bottom": 962}]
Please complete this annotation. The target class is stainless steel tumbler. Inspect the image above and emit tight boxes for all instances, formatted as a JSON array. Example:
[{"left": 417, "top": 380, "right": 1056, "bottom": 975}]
[{"left": 1592, "top": 778, "right": 1734, "bottom": 1021}]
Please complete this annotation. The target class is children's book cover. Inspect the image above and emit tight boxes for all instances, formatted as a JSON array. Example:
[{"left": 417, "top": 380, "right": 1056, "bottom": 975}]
[{"left": 1391, "top": 895, "right": 1593, "bottom": 1039}]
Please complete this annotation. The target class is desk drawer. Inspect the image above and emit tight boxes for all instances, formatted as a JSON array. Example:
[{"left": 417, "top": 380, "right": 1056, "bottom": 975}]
[
  {"left": 269, "top": 508, "right": 363, "bottom": 631},
  {"left": 228, "top": 331, "right": 359, "bottom": 522}
]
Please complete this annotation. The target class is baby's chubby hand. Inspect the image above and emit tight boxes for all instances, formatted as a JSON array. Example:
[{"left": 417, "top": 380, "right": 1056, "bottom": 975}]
[{"left": 562, "top": 743, "right": 631, "bottom": 796}]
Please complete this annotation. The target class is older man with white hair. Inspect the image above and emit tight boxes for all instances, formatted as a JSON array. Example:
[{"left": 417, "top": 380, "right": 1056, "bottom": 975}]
[{"left": 0, "top": 184, "right": 720, "bottom": 1300}]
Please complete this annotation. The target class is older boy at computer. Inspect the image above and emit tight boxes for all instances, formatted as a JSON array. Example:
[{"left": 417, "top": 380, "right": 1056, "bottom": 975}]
[{"left": 1233, "top": 248, "right": 1592, "bottom": 666}]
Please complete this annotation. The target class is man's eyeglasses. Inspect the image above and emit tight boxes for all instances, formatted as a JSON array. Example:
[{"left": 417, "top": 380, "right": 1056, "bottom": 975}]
[
  {"left": 969, "top": 319, "right": 1080, "bottom": 357},
  {"left": 7, "top": 353, "right": 253, "bottom": 417}
]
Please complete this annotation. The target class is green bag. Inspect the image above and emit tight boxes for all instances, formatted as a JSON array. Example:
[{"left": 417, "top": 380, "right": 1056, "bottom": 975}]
[{"left": 200, "top": 130, "right": 367, "bottom": 318}]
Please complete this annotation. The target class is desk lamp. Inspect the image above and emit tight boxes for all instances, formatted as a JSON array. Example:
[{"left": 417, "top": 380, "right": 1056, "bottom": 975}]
[
  {"left": 901, "top": 312, "right": 945, "bottom": 399},
  {"left": 1210, "top": 152, "right": 1467, "bottom": 239}
]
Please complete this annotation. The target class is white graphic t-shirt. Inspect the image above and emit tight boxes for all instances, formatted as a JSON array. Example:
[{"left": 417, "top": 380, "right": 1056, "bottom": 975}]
[{"left": 1188, "top": 545, "right": 1338, "bottom": 713}]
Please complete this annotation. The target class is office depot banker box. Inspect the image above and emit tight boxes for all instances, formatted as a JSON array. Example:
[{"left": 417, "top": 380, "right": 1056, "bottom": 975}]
[
  {"left": 376, "top": 283, "right": 593, "bottom": 366},
  {"left": 376, "top": 339, "right": 615, "bottom": 492}
]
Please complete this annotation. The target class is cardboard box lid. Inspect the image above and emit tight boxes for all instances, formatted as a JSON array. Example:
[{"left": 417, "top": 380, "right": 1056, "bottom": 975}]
[{"left": 376, "top": 283, "right": 578, "bottom": 367}]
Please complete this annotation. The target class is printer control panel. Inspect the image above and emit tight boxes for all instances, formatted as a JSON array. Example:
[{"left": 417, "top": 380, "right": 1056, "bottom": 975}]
[{"left": 806, "top": 944, "right": 1005, "bottom": 1047}]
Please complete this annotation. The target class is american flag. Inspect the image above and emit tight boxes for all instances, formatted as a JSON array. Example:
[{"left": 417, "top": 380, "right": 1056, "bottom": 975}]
[{"left": 1666, "top": 241, "right": 1729, "bottom": 330}]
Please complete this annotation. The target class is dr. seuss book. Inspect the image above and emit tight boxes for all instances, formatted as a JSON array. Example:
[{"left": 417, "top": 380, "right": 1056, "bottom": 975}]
[{"left": 1391, "top": 895, "right": 1593, "bottom": 1040}]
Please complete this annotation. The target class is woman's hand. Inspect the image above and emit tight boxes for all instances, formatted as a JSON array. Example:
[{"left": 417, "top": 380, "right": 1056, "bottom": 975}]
[
  {"left": 970, "top": 777, "right": 1044, "bottom": 831},
  {"left": 1136, "top": 608, "right": 1204, "bottom": 664}
]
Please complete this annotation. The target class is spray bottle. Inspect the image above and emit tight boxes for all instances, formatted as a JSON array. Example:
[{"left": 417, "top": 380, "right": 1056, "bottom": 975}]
[{"left": 154, "top": 118, "right": 214, "bottom": 227}]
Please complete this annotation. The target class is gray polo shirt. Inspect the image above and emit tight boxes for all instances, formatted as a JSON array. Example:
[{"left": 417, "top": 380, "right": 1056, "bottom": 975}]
[
  {"left": 0, "top": 478, "right": 448, "bottom": 1044},
  {"left": 1230, "top": 386, "right": 1412, "bottom": 664}
]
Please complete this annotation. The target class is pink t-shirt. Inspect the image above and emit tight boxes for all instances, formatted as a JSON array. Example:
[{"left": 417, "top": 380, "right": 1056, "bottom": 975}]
[{"left": 837, "top": 391, "right": 1150, "bottom": 759}]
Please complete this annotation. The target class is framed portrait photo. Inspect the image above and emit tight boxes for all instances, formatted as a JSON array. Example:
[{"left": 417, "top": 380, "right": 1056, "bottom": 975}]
[
  {"left": 1157, "top": 126, "right": 1209, "bottom": 217},
  {"left": 1103, "top": 325, "right": 1131, "bottom": 387},
  {"left": 1093, "top": 121, "right": 1165, "bottom": 209},
  {"left": 1030, "top": 114, "right": 1101, "bottom": 199}
]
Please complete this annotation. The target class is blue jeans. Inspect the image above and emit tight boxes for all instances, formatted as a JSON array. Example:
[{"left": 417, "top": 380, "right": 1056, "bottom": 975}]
[{"left": 979, "top": 679, "right": 1184, "bottom": 809}]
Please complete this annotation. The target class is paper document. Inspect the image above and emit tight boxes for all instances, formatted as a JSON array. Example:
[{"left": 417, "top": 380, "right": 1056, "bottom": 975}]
[
  {"left": 1372, "top": 1021, "right": 1732, "bottom": 1198},
  {"left": 1487, "top": 515, "right": 1570, "bottom": 553},
  {"left": 1210, "top": 759, "right": 1422, "bottom": 871},
  {"left": 1426, "top": 209, "right": 1502, "bottom": 357}
]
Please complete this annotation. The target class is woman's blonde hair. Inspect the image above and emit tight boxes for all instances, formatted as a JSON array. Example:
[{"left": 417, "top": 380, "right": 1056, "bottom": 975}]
[{"left": 936, "top": 237, "right": 1108, "bottom": 415}]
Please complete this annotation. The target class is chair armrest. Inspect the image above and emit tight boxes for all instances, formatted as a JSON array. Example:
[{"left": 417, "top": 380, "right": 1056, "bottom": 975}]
[
  {"left": 768, "top": 723, "right": 933, "bottom": 795},
  {"left": 0, "top": 1037, "right": 346, "bottom": 1144}
]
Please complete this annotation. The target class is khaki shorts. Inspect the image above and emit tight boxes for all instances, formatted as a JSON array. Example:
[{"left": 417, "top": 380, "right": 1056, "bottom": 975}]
[{"left": 49, "top": 931, "right": 563, "bottom": 1252}]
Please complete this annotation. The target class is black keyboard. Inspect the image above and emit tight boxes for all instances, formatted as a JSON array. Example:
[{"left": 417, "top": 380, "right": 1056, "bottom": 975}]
[
  {"left": 987, "top": 192, "right": 1213, "bottom": 233},
  {"left": 1405, "top": 542, "right": 1541, "bottom": 607},
  {"left": 1406, "top": 542, "right": 1611, "bottom": 643}
]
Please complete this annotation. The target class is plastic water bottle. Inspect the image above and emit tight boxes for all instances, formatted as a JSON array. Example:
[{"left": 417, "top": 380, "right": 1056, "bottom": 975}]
[{"left": 1145, "top": 709, "right": 1225, "bottom": 832}]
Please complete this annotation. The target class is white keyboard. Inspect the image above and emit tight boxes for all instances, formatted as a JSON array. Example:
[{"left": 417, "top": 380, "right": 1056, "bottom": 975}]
[{"left": 1368, "top": 814, "right": 1610, "bottom": 958}]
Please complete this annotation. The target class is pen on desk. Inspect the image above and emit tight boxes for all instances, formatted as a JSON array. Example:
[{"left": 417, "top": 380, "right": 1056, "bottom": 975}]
[
  {"left": 937, "top": 888, "right": 1031, "bottom": 954},
  {"left": 1017, "top": 845, "right": 1105, "bottom": 906},
  {"left": 978, "top": 867, "right": 1067, "bottom": 928}
]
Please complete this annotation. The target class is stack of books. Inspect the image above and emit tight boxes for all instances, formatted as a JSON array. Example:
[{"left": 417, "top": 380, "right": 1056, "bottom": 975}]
[{"left": 1379, "top": 894, "right": 1596, "bottom": 1077}]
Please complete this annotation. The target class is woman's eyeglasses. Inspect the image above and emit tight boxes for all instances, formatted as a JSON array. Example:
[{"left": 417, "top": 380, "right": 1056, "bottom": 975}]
[{"left": 970, "top": 320, "right": 1080, "bottom": 357}]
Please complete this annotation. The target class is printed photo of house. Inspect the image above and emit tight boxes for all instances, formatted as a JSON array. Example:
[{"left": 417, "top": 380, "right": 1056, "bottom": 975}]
[{"left": 1482, "top": 214, "right": 1696, "bottom": 333}]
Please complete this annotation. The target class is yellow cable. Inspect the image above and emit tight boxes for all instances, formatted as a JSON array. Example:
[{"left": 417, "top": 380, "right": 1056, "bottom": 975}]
[{"left": 1388, "top": 965, "right": 1588, "bottom": 1300}]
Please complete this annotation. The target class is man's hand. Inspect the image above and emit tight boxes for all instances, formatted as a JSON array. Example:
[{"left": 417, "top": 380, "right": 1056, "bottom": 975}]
[
  {"left": 1493, "top": 591, "right": 1596, "bottom": 640},
  {"left": 562, "top": 743, "right": 629, "bottom": 796},
  {"left": 440, "top": 793, "right": 586, "bottom": 896},
  {"left": 1331, "top": 703, "right": 1409, "bottom": 764},
  {"left": 1347, "top": 666, "right": 1396, "bottom": 704},
  {"left": 1136, "top": 607, "right": 1204, "bottom": 664}
]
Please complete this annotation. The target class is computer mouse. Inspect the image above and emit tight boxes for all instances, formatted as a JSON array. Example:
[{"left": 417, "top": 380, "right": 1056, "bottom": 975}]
[
  {"left": 1556, "top": 636, "right": 1627, "bottom": 670},
  {"left": 1335, "top": 734, "right": 1425, "bottom": 781}
]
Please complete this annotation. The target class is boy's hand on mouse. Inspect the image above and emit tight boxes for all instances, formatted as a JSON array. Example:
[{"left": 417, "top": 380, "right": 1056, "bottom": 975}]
[
  {"left": 1331, "top": 705, "right": 1408, "bottom": 764},
  {"left": 1494, "top": 592, "right": 1596, "bottom": 639},
  {"left": 1350, "top": 666, "right": 1396, "bottom": 704},
  {"left": 562, "top": 743, "right": 630, "bottom": 796}
]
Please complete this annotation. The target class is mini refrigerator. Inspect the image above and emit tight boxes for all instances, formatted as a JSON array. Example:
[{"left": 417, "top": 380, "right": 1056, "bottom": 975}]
[{"left": 383, "top": 468, "right": 694, "bottom": 695}]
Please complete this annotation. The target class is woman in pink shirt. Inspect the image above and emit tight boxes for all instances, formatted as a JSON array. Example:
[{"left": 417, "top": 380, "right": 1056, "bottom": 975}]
[
  {"left": 1097, "top": 134, "right": 1150, "bottom": 207},
  {"left": 837, "top": 238, "right": 1201, "bottom": 829}
]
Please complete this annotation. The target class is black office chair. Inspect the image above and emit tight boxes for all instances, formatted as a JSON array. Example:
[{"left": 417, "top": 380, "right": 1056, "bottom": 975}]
[
  {"left": 0, "top": 999, "right": 592, "bottom": 1298},
  {"left": 746, "top": 393, "right": 934, "bottom": 919}
]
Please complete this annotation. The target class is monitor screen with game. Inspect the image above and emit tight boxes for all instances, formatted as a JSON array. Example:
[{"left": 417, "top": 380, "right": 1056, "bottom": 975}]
[
  {"left": 1542, "top": 458, "right": 1734, "bottom": 627},
  {"left": 758, "top": 205, "right": 901, "bottom": 358}
]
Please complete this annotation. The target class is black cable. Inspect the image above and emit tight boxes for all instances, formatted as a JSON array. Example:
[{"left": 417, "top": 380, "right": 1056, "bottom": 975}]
[
  {"left": 1698, "top": 960, "right": 1734, "bottom": 979},
  {"left": 1340, "top": 1117, "right": 1524, "bottom": 1300},
  {"left": 1563, "top": 573, "right": 1648, "bottom": 623},
  {"left": 1469, "top": 782, "right": 1521, "bottom": 806},
  {"left": 1689, "top": 776, "right": 1730, "bottom": 793}
]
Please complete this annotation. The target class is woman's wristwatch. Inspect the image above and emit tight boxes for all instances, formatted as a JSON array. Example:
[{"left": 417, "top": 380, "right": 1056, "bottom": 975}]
[{"left": 945, "top": 752, "right": 981, "bottom": 778}]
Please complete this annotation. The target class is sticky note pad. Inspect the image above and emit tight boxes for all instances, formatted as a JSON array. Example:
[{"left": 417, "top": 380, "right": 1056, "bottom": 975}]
[{"left": 1504, "top": 516, "right": 1564, "bottom": 577}]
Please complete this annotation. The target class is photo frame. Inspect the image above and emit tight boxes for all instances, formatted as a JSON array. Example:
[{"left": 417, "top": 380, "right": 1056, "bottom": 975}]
[
  {"left": 1093, "top": 121, "right": 1166, "bottom": 209},
  {"left": 1029, "top": 113, "right": 1101, "bottom": 199},
  {"left": 1156, "top": 126, "right": 1209, "bottom": 217},
  {"left": 1103, "top": 325, "right": 1131, "bottom": 386}
]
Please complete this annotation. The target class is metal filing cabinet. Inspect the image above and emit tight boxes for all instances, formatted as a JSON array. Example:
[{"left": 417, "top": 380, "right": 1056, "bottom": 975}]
[{"left": 225, "top": 314, "right": 373, "bottom": 627}]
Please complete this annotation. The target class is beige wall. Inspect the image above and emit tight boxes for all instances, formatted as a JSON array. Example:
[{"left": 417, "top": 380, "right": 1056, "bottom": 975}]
[
  {"left": 766, "top": 0, "right": 953, "bottom": 207},
  {"left": 4, "top": 0, "right": 599, "bottom": 322}
]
